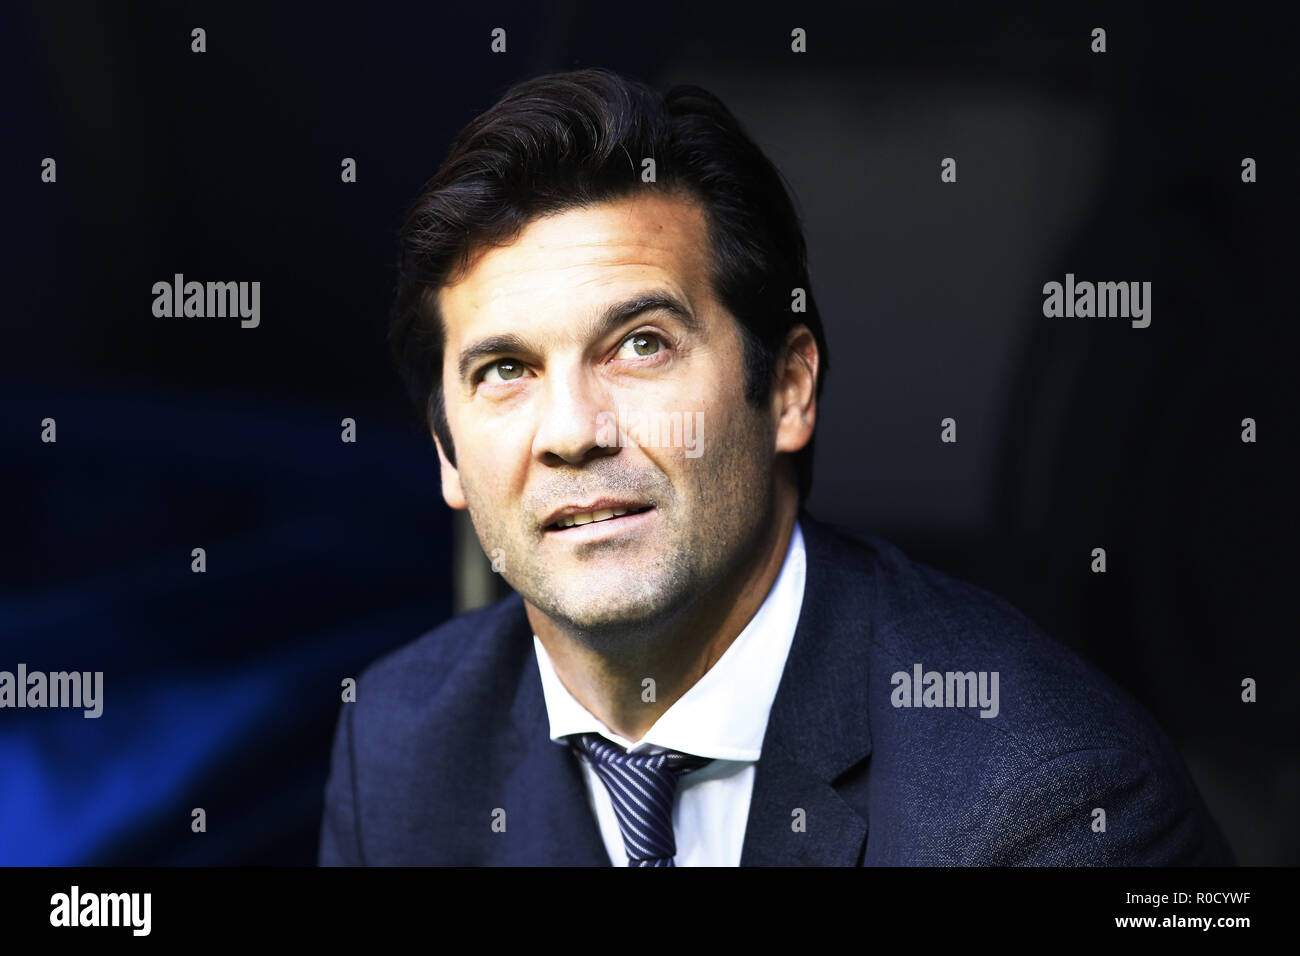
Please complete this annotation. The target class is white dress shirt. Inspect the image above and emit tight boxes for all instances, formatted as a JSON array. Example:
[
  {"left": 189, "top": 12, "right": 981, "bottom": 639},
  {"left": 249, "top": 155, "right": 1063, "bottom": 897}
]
[{"left": 532, "top": 520, "right": 807, "bottom": 866}]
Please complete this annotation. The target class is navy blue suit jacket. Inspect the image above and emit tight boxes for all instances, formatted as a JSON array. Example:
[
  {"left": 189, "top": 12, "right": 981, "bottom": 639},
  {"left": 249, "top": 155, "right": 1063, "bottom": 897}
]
[{"left": 319, "top": 512, "right": 1234, "bottom": 865}]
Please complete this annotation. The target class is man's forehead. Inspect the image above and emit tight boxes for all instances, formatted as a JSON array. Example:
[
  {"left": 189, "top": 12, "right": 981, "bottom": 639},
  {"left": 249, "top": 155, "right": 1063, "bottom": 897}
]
[{"left": 437, "top": 193, "right": 710, "bottom": 322}]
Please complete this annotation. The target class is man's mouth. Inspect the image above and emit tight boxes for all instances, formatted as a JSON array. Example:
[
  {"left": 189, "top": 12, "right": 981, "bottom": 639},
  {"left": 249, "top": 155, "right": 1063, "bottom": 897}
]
[{"left": 544, "top": 503, "right": 655, "bottom": 532}]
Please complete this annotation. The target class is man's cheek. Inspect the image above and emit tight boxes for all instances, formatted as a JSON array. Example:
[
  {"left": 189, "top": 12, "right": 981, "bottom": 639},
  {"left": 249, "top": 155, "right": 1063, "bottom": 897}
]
[
  {"left": 682, "top": 409, "right": 705, "bottom": 459},
  {"left": 458, "top": 472, "right": 494, "bottom": 533},
  {"left": 465, "top": 467, "right": 524, "bottom": 540},
  {"left": 607, "top": 398, "right": 709, "bottom": 458}
]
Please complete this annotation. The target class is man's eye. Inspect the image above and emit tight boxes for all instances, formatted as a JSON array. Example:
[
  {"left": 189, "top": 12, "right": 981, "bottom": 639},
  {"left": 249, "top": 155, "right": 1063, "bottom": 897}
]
[
  {"left": 616, "top": 332, "right": 663, "bottom": 359},
  {"left": 483, "top": 360, "right": 528, "bottom": 383}
]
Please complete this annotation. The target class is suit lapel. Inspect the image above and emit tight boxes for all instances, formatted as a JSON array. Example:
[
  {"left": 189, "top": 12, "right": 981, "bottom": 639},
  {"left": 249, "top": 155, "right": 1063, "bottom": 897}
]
[
  {"left": 499, "top": 609, "right": 610, "bottom": 866},
  {"left": 740, "top": 512, "right": 875, "bottom": 865},
  {"left": 740, "top": 739, "right": 868, "bottom": 865}
]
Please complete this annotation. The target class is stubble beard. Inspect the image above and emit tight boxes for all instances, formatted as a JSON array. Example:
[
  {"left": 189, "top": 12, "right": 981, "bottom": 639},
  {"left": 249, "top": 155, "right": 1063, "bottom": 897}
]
[
  {"left": 464, "top": 481, "right": 705, "bottom": 654},
  {"left": 459, "top": 409, "right": 776, "bottom": 657}
]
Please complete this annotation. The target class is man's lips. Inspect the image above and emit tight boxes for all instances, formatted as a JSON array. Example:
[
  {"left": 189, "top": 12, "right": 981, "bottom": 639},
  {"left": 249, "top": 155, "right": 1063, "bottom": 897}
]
[
  {"left": 542, "top": 505, "right": 658, "bottom": 543},
  {"left": 541, "top": 499, "right": 655, "bottom": 532}
]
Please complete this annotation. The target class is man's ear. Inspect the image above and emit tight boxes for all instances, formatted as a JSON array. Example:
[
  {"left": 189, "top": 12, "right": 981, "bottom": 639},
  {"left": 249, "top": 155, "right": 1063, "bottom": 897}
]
[
  {"left": 772, "top": 323, "right": 819, "bottom": 455},
  {"left": 432, "top": 432, "right": 467, "bottom": 510}
]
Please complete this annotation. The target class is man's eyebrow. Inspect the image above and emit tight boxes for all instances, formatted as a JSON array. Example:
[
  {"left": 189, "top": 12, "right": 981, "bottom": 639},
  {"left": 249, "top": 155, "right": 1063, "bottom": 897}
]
[
  {"left": 455, "top": 290, "right": 699, "bottom": 383},
  {"left": 585, "top": 290, "right": 701, "bottom": 342},
  {"left": 456, "top": 332, "right": 532, "bottom": 383}
]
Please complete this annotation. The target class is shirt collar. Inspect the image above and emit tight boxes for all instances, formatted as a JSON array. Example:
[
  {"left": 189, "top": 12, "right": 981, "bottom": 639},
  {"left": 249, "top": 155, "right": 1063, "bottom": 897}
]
[{"left": 533, "top": 520, "right": 807, "bottom": 762}]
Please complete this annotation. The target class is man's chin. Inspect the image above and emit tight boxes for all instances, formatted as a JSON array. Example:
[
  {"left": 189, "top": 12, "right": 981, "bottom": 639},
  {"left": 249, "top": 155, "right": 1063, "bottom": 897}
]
[{"left": 526, "top": 579, "right": 689, "bottom": 637}]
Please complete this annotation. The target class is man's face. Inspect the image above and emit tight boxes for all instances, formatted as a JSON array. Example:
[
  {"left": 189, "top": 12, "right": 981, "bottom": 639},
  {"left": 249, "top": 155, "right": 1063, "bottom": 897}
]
[{"left": 435, "top": 191, "right": 780, "bottom": 636}]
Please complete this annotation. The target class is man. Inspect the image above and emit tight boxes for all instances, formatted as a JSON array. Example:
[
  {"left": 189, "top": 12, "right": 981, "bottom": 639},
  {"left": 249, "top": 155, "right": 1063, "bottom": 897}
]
[{"left": 318, "top": 68, "right": 1233, "bottom": 866}]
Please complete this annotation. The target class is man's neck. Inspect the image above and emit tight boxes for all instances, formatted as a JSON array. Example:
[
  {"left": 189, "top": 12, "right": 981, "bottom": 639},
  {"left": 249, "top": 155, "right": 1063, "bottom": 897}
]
[{"left": 529, "top": 495, "right": 799, "bottom": 743}]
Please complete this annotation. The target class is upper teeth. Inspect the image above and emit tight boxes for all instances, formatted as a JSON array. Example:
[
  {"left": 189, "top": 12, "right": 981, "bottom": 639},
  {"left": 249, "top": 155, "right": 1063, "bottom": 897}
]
[{"left": 558, "top": 507, "right": 629, "bottom": 528}]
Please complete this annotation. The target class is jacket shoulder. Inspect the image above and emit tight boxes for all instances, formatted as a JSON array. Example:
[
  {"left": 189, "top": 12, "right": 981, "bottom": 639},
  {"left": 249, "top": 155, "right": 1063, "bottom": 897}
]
[
  {"left": 318, "top": 591, "right": 532, "bottom": 865},
  {"left": 800, "top": 517, "right": 1232, "bottom": 864},
  {"left": 354, "top": 591, "right": 529, "bottom": 710}
]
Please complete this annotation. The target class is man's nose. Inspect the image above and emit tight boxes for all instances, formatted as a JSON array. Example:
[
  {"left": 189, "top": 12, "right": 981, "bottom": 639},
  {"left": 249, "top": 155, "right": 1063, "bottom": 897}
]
[{"left": 531, "top": 364, "right": 616, "bottom": 466}]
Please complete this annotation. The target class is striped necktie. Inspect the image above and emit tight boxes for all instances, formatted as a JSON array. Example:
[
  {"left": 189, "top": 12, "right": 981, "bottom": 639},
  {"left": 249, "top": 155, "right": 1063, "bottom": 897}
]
[{"left": 568, "top": 732, "right": 713, "bottom": 867}]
